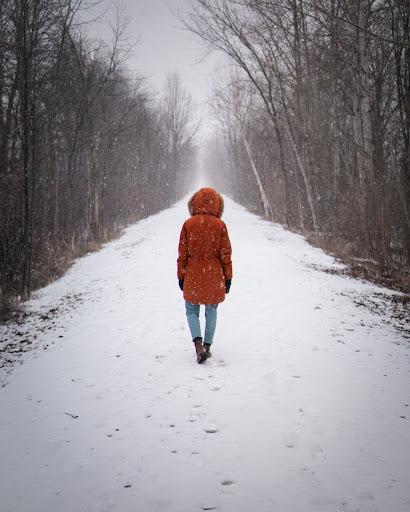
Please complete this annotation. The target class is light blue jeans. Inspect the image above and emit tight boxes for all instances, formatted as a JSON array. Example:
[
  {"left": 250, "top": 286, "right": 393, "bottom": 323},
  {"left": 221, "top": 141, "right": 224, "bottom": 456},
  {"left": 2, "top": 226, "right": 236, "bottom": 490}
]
[{"left": 185, "top": 301, "right": 218, "bottom": 344}]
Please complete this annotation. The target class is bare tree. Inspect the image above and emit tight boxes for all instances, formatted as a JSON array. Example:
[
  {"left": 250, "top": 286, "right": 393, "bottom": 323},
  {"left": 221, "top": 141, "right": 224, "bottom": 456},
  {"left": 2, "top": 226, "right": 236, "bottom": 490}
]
[
  {"left": 211, "top": 74, "right": 272, "bottom": 218},
  {"left": 163, "top": 70, "right": 198, "bottom": 204},
  {"left": 187, "top": 0, "right": 410, "bottom": 283},
  {"left": 0, "top": 3, "right": 198, "bottom": 312}
]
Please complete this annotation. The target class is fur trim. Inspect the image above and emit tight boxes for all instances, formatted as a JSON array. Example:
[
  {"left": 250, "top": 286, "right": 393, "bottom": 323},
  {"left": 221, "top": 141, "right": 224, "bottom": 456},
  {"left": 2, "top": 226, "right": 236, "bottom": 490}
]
[
  {"left": 188, "top": 192, "right": 196, "bottom": 216},
  {"left": 218, "top": 194, "right": 224, "bottom": 218},
  {"left": 187, "top": 188, "right": 224, "bottom": 218}
]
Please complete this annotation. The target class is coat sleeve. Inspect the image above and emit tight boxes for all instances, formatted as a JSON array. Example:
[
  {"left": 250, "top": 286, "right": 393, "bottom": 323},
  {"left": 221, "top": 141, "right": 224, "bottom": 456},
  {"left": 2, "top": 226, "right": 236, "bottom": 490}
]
[
  {"left": 177, "top": 222, "right": 188, "bottom": 280},
  {"left": 220, "top": 222, "right": 232, "bottom": 280}
]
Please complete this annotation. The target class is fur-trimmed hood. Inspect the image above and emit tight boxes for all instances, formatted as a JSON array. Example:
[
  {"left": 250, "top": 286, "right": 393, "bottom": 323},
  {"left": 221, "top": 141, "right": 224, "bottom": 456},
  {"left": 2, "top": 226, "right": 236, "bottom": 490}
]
[{"left": 188, "top": 188, "right": 224, "bottom": 218}]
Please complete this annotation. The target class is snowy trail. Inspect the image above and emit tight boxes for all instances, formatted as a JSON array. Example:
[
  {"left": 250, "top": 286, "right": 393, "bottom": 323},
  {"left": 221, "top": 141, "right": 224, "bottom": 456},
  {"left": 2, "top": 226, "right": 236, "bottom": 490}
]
[{"left": 1, "top": 198, "right": 409, "bottom": 512}]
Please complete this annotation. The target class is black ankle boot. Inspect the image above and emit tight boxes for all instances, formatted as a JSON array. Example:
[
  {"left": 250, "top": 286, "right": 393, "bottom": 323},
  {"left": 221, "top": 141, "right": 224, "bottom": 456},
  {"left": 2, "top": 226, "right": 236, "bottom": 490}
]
[
  {"left": 204, "top": 343, "right": 212, "bottom": 358},
  {"left": 193, "top": 337, "right": 206, "bottom": 364}
]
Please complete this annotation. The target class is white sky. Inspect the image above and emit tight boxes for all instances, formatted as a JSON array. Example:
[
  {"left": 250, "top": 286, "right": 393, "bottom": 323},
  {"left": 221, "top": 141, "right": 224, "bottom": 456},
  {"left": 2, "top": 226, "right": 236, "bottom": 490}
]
[{"left": 85, "top": 0, "right": 226, "bottom": 136}]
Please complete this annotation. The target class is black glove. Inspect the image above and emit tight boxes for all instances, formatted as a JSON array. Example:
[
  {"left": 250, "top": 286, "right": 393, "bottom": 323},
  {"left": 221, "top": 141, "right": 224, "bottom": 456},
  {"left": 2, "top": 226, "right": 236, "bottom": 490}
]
[
  {"left": 178, "top": 278, "right": 184, "bottom": 291},
  {"left": 225, "top": 279, "right": 231, "bottom": 294}
]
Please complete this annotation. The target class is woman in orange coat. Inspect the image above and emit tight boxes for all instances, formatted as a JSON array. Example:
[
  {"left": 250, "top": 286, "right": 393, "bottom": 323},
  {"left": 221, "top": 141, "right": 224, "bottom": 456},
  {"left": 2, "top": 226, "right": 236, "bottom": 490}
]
[{"left": 177, "top": 188, "right": 233, "bottom": 363}]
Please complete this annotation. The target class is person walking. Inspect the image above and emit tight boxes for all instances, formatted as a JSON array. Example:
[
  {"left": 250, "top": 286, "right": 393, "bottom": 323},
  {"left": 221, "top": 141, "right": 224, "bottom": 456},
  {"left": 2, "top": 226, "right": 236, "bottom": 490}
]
[{"left": 177, "top": 188, "right": 233, "bottom": 363}]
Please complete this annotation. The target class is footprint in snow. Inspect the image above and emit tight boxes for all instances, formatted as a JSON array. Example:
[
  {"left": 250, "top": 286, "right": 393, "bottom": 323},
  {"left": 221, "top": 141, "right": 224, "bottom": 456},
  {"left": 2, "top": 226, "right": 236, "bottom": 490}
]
[
  {"left": 205, "top": 425, "right": 219, "bottom": 434},
  {"left": 211, "top": 385, "right": 221, "bottom": 392},
  {"left": 221, "top": 479, "right": 236, "bottom": 494}
]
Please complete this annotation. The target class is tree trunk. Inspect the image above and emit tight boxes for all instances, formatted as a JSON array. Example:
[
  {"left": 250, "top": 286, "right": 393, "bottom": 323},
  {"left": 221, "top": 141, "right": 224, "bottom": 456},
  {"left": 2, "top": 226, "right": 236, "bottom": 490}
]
[{"left": 241, "top": 133, "right": 272, "bottom": 219}]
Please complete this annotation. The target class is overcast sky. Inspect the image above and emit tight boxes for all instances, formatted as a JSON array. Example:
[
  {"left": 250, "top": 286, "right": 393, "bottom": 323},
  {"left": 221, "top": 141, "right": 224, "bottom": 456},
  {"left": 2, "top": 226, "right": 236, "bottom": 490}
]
[{"left": 86, "top": 0, "right": 224, "bottom": 134}]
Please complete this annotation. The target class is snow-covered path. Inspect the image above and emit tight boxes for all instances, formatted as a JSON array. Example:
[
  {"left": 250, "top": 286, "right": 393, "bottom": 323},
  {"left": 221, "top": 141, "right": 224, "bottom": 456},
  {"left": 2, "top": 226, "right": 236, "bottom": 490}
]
[{"left": 1, "top": 198, "right": 409, "bottom": 512}]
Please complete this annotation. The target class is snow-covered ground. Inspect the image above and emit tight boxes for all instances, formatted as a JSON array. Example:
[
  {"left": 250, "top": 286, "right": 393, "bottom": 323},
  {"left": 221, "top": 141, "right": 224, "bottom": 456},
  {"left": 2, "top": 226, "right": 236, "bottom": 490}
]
[{"left": 1, "top": 198, "right": 409, "bottom": 512}]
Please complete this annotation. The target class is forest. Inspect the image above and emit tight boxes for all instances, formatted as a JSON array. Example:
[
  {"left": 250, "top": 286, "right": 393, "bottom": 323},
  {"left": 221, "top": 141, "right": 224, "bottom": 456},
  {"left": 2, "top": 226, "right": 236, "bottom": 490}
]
[
  {"left": 1, "top": 0, "right": 409, "bottom": 315},
  {"left": 0, "top": 0, "right": 197, "bottom": 313},
  {"left": 196, "top": 0, "right": 409, "bottom": 289}
]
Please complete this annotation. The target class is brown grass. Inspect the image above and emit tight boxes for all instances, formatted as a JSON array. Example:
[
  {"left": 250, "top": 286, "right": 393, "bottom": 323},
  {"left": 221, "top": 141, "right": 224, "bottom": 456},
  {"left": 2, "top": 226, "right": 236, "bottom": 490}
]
[
  {"left": 1, "top": 225, "right": 126, "bottom": 323},
  {"left": 306, "top": 232, "right": 410, "bottom": 294}
]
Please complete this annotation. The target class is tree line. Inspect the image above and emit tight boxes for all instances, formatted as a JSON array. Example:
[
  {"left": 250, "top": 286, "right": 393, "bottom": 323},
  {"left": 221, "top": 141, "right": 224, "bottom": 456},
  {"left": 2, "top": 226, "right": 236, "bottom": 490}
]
[
  {"left": 0, "top": 0, "right": 196, "bottom": 313},
  {"left": 187, "top": 0, "right": 409, "bottom": 284}
]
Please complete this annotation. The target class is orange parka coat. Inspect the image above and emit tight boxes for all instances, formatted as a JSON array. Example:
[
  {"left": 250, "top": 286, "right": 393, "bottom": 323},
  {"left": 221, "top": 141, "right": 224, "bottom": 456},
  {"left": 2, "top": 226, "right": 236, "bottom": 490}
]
[{"left": 177, "top": 188, "right": 233, "bottom": 305}]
